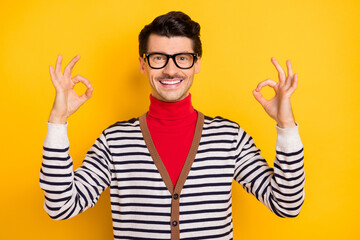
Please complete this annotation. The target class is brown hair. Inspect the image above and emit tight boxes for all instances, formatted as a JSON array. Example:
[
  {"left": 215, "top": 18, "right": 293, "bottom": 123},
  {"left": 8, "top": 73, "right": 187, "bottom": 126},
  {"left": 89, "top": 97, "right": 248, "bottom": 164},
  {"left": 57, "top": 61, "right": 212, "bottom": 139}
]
[{"left": 138, "top": 11, "right": 202, "bottom": 57}]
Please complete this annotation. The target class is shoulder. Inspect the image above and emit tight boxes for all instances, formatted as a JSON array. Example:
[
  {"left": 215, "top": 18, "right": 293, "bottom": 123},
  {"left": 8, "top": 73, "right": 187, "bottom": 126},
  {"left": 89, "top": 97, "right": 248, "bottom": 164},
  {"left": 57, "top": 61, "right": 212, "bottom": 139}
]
[
  {"left": 203, "top": 114, "right": 240, "bottom": 130},
  {"left": 202, "top": 115, "right": 255, "bottom": 148},
  {"left": 102, "top": 117, "right": 141, "bottom": 137},
  {"left": 201, "top": 114, "right": 241, "bottom": 139},
  {"left": 200, "top": 114, "right": 243, "bottom": 147}
]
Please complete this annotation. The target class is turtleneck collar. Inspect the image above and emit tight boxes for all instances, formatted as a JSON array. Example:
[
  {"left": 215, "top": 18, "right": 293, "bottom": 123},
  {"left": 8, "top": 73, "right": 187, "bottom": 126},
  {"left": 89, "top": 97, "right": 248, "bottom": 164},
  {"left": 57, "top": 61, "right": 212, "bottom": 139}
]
[{"left": 148, "top": 94, "right": 195, "bottom": 121}]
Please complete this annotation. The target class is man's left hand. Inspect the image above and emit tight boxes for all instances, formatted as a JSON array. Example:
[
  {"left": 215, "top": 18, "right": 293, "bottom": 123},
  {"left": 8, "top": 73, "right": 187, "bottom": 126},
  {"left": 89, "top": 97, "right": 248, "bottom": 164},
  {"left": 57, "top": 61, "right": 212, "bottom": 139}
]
[{"left": 253, "top": 57, "right": 298, "bottom": 128}]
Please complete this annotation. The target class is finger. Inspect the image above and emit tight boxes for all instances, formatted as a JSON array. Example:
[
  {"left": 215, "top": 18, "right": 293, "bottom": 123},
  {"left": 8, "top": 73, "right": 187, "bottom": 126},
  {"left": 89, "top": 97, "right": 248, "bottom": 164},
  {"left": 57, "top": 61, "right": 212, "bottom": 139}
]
[
  {"left": 72, "top": 74, "right": 93, "bottom": 105},
  {"left": 286, "top": 60, "right": 293, "bottom": 77},
  {"left": 64, "top": 55, "right": 80, "bottom": 79},
  {"left": 72, "top": 74, "right": 92, "bottom": 88},
  {"left": 80, "top": 86, "right": 94, "bottom": 103},
  {"left": 49, "top": 66, "right": 57, "bottom": 87},
  {"left": 55, "top": 54, "right": 63, "bottom": 79},
  {"left": 271, "top": 57, "right": 286, "bottom": 82},
  {"left": 252, "top": 89, "right": 268, "bottom": 107},
  {"left": 288, "top": 73, "right": 298, "bottom": 94},
  {"left": 255, "top": 79, "right": 277, "bottom": 92},
  {"left": 284, "top": 60, "right": 294, "bottom": 88},
  {"left": 49, "top": 65, "right": 56, "bottom": 83},
  {"left": 78, "top": 85, "right": 93, "bottom": 106}
]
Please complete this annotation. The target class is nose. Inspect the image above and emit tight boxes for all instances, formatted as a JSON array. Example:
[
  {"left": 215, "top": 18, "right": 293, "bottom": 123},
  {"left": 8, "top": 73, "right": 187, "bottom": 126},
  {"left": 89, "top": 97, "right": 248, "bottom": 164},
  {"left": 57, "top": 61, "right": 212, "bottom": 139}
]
[{"left": 162, "top": 57, "right": 179, "bottom": 75}]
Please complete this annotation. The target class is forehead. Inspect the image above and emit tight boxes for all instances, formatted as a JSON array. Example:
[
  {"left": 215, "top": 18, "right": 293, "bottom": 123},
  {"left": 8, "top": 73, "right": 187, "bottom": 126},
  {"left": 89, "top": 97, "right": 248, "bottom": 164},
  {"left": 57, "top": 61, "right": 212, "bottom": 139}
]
[{"left": 147, "top": 34, "right": 193, "bottom": 54}]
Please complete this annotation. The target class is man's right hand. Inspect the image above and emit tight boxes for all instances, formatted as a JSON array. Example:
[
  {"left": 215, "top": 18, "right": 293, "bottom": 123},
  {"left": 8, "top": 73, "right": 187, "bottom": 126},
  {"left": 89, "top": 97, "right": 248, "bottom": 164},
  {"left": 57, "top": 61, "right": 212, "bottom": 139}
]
[{"left": 48, "top": 55, "right": 93, "bottom": 124}]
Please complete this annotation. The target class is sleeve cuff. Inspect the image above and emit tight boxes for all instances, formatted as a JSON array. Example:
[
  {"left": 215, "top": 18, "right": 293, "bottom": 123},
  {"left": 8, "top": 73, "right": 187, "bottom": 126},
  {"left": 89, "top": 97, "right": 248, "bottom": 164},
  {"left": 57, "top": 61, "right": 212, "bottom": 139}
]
[
  {"left": 43, "top": 122, "right": 69, "bottom": 148},
  {"left": 276, "top": 123, "right": 303, "bottom": 150}
]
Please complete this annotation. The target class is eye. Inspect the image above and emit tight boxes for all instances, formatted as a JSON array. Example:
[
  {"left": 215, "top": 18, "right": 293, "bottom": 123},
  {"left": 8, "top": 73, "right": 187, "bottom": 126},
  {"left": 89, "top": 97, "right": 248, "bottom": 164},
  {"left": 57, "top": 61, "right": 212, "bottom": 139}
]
[
  {"left": 177, "top": 55, "right": 190, "bottom": 61},
  {"left": 150, "top": 54, "right": 166, "bottom": 61}
]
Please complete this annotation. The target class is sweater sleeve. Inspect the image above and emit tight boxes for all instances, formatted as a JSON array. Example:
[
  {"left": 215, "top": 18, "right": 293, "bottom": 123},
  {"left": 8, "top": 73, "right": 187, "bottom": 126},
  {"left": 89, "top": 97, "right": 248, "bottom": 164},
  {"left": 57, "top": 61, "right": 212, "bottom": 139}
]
[
  {"left": 233, "top": 124, "right": 305, "bottom": 218},
  {"left": 39, "top": 122, "right": 113, "bottom": 220}
]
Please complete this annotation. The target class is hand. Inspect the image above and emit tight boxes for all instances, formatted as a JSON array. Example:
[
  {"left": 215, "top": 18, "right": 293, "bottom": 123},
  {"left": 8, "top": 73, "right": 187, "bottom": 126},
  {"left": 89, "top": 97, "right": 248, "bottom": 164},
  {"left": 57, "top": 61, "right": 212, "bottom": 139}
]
[
  {"left": 252, "top": 57, "right": 298, "bottom": 128},
  {"left": 48, "top": 55, "right": 93, "bottom": 124}
]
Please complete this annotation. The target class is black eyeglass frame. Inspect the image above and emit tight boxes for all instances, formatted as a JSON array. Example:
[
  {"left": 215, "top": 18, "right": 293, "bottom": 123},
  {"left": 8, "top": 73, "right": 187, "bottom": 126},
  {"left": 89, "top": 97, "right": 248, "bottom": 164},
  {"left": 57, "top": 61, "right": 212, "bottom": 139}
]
[{"left": 143, "top": 52, "right": 198, "bottom": 69}]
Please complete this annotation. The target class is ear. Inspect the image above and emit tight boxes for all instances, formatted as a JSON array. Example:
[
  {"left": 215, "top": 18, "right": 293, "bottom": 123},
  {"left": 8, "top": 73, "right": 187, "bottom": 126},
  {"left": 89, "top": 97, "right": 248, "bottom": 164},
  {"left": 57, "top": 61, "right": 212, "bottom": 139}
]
[
  {"left": 139, "top": 56, "right": 146, "bottom": 74},
  {"left": 194, "top": 56, "right": 201, "bottom": 74}
]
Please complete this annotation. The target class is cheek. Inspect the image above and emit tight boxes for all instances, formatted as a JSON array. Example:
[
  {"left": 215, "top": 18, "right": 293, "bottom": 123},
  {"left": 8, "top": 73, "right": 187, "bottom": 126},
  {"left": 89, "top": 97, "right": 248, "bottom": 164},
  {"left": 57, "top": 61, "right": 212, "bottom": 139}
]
[
  {"left": 184, "top": 70, "right": 196, "bottom": 80},
  {"left": 147, "top": 71, "right": 160, "bottom": 84}
]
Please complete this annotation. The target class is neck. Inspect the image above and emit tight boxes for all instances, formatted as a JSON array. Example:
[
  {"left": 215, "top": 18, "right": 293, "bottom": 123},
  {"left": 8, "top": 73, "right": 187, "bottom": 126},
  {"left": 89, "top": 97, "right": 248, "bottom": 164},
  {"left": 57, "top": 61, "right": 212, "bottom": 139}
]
[{"left": 148, "top": 94, "right": 195, "bottom": 121}]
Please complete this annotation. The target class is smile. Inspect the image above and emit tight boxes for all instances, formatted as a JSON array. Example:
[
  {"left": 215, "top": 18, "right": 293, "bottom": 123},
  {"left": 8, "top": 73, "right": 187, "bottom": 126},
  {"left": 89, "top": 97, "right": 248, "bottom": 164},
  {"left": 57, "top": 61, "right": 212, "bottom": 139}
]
[{"left": 160, "top": 80, "right": 183, "bottom": 85}]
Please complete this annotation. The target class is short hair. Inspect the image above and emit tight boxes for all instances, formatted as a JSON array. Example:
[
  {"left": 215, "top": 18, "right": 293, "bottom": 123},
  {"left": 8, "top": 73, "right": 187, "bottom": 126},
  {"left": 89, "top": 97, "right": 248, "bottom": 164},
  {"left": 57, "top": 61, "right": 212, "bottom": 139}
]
[{"left": 138, "top": 11, "right": 202, "bottom": 57}]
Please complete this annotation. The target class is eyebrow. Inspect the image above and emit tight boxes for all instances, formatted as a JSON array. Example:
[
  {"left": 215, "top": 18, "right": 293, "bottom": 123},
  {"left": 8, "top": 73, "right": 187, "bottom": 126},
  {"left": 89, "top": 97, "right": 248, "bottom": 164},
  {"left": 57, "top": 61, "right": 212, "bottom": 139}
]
[{"left": 146, "top": 50, "right": 193, "bottom": 54}]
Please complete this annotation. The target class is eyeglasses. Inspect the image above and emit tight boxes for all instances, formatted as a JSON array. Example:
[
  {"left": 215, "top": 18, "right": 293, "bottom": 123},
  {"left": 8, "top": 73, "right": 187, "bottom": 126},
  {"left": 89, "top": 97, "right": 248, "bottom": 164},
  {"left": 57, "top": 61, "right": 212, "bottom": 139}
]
[{"left": 143, "top": 52, "right": 198, "bottom": 69}]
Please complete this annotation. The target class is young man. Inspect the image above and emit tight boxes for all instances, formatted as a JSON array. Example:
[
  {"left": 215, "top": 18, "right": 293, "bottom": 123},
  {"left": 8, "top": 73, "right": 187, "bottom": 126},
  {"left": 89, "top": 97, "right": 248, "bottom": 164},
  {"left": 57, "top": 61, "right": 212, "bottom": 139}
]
[{"left": 40, "top": 11, "right": 304, "bottom": 240}]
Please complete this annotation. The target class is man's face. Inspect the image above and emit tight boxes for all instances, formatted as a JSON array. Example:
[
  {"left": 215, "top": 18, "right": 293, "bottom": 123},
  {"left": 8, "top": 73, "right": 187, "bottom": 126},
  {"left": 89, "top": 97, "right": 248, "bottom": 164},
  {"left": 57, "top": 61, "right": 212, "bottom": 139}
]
[{"left": 139, "top": 34, "right": 201, "bottom": 102}]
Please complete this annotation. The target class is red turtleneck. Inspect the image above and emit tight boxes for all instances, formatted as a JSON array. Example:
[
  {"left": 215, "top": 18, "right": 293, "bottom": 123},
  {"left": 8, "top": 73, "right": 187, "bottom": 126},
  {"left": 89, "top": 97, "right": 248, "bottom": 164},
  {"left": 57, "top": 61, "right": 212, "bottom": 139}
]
[{"left": 146, "top": 94, "right": 198, "bottom": 187}]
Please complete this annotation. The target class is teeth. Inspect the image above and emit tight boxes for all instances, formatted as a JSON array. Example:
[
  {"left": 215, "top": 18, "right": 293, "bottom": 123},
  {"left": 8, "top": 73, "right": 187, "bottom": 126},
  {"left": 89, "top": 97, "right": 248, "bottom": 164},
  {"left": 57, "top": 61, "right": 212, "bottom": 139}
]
[{"left": 160, "top": 80, "right": 182, "bottom": 85}]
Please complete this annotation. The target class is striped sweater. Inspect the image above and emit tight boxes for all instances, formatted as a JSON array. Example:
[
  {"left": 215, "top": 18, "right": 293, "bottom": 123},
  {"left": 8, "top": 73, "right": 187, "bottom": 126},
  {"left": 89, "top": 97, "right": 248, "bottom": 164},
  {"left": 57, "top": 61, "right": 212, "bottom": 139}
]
[{"left": 40, "top": 112, "right": 305, "bottom": 239}]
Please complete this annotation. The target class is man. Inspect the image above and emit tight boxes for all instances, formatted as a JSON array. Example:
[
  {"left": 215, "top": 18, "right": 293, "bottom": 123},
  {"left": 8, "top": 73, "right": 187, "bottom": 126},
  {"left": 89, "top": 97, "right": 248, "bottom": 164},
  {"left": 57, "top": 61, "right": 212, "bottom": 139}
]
[{"left": 40, "top": 11, "right": 304, "bottom": 239}]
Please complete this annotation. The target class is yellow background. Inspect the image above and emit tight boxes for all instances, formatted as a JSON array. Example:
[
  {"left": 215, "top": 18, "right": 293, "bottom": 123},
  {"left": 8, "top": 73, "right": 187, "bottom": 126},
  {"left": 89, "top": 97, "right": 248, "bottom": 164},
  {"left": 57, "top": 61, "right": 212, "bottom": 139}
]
[{"left": 1, "top": 0, "right": 359, "bottom": 239}]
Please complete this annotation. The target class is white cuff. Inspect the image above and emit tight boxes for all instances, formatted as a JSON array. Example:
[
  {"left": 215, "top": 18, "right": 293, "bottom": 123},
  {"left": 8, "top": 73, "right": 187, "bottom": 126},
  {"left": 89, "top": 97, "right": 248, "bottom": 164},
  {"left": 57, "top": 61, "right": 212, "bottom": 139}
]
[
  {"left": 276, "top": 123, "right": 303, "bottom": 150},
  {"left": 43, "top": 122, "right": 69, "bottom": 148}
]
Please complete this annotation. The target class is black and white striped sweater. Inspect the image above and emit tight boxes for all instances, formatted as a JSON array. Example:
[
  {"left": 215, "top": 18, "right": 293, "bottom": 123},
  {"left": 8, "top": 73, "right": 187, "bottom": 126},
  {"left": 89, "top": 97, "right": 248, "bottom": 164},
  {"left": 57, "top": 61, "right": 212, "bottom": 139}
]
[{"left": 40, "top": 112, "right": 305, "bottom": 239}]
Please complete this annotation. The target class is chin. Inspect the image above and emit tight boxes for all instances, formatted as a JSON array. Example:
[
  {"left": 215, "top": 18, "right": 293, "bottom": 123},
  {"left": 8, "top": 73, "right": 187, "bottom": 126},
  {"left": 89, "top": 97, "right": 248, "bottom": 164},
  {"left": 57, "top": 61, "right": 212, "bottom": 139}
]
[{"left": 158, "top": 92, "right": 187, "bottom": 102}]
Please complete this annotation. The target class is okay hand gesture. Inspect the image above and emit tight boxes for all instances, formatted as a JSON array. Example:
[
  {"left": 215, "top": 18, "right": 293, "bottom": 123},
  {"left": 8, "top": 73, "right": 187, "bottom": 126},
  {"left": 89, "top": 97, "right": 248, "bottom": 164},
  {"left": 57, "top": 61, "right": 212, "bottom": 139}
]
[
  {"left": 253, "top": 58, "right": 298, "bottom": 128},
  {"left": 48, "top": 55, "right": 93, "bottom": 124}
]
